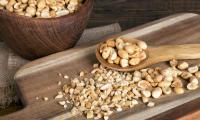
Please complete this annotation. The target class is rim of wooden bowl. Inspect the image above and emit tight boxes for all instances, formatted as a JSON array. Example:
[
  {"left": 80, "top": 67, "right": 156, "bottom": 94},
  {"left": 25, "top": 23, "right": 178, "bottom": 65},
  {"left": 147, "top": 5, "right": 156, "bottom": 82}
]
[{"left": 0, "top": 0, "right": 93, "bottom": 21}]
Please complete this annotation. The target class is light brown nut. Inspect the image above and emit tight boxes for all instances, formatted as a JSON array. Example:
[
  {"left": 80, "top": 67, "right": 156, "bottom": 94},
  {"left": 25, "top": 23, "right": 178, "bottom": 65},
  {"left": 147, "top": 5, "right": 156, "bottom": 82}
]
[
  {"left": 171, "top": 78, "right": 183, "bottom": 88},
  {"left": 118, "top": 49, "right": 129, "bottom": 59},
  {"left": 195, "top": 71, "right": 200, "bottom": 78},
  {"left": 139, "top": 51, "right": 147, "bottom": 60},
  {"left": 37, "top": 0, "right": 46, "bottom": 10},
  {"left": 106, "top": 39, "right": 115, "bottom": 47},
  {"left": 162, "top": 87, "right": 172, "bottom": 95},
  {"left": 147, "top": 101, "right": 155, "bottom": 107},
  {"left": 115, "top": 38, "right": 124, "bottom": 50},
  {"left": 124, "top": 45, "right": 135, "bottom": 54},
  {"left": 129, "top": 58, "right": 140, "bottom": 66},
  {"left": 164, "top": 76, "right": 173, "bottom": 82},
  {"left": 158, "top": 81, "right": 171, "bottom": 88},
  {"left": 178, "top": 61, "right": 189, "bottom": 70},
  {"left": 43, "top": 97, "right": 49, "bottom": 101},
  {"left": 107, "top": 58, "right": 114, "bottom": 64},
  {"left": 133, "top": 71, "right": 142, "bottom": 78},
  {"left": 142, "top": 97, "right": 149, "bottom": 103},
  {"left": 188, "top": 65, "right": 199, "bottom": 73},
  {"left": 137, "top": 80, "right": 152, "bottom": 90},
  {"left": 99, "top": 43, "right": 107, "bottom": 53},
  {"left": 86, "top": 110, "right": 94, "bottom": 119},
  {"left": 132, "top": 76, "right": 141, "bottom": 82},
  {"left": 120, "top": 59, "right": 129, "bottom": 67},
  {"left": 100, "top": 83, "right": 112, "bottom": 90},
  {"left": 58, "top": 101, "right": 66, "bottom": 106},
  {"left": 141, "top": 90, "right": 151, "bottom": 97},
  {"left": 114, "top": 56, "right": 120, "bottom": 65},
  {"left": 169, "top": 59, "right": 178, "bottom": 67},
  {"left": 132, "top": 88, "right": 141, "bottom": 97},
  {"left": 187, "top": 83, "right": 199, "bottom": 90},
  {"left": 56, "top": 9, "right": 70, "bottom": 17},
  {"left": 189, "top": 76, "right": 199, "bottom": 85},
  {"left": 109, "top": 48, "right": 117, "bottom": 60},
  {"left": 137, "top": 41, "right": 147, "bottom": 50},
  {"left": 22, "top": 0, "right": 28, "bottom": 3},
  {"left": 55, "top": 94, "right": 63, "bottom": 99},
  {"left": 174, "top": 87, "right": 184, "bottom": 94},
  {"left": 152, "top": 87, "right": 162, "bottom": 98},
  {"left": 0, "top": 0, "right": 8, "bottom": 6},
  {"left": 181, "top": 71, "right": 192, "bottom": 79},
  {"left": 102, "top": 47, "right": 112, "bottom": 59},
  {"left": 161, "top": 68, "right": 173, "bottom": 77},
  {"left": 26, "top": 6, "right": 36, "bottom": 16},
  {"left": 154, "top": 75, "right": 163, "bottom": 82}
]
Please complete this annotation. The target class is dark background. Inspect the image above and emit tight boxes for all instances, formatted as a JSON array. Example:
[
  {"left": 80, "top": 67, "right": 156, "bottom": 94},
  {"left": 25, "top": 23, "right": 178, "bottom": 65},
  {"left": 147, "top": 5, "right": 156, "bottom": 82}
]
[
  {"left": 1, "top": 0, "right": 200, "bottom": 116},
  {"left": 88, "top": 0, "right": 200, "bottom": 30}
]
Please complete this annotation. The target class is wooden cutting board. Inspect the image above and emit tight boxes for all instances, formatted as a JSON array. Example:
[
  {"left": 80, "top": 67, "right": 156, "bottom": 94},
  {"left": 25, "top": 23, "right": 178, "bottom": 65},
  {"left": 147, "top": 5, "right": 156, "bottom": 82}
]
[{"left": 1, "top": 13, "right": 200, "bottom": 120}]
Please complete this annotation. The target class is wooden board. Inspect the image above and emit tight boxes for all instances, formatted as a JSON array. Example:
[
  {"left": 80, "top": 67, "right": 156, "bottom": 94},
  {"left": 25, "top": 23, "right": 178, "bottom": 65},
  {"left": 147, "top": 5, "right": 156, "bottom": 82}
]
[{"left": 1, "top": 13, "right": 200, "bottom": 120}]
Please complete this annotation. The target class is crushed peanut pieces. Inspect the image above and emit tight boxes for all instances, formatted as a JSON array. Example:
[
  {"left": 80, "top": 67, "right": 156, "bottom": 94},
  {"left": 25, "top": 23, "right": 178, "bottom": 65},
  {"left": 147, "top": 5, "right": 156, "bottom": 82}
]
[
  {"left": 50, "top": 60, "right": 200, "bottom": 120},
  {"left": 0, "top": 0, "right": 83, "bottom": 18},
  {"left": 99, "top": 38, "right": 147, "bottom": 68}
]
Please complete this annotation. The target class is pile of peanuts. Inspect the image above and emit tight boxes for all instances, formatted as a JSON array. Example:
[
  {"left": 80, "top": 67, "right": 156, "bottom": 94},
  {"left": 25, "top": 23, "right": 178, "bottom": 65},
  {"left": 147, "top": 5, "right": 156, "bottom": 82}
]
[
  {"left": 99, "top": 38, "right": 147, "bottom": 67},
  {"left": 0, "top": 0, "right": 83, "bottom": 18},
  {"left": 52, "top": 60, "right": 200, "bottom": 120}
]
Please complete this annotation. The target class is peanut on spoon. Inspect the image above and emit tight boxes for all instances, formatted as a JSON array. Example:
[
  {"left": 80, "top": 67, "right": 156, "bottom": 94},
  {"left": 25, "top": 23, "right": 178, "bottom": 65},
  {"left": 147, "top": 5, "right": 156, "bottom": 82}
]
[{"left": 96, "top": 37, "right": 200, "bottom": 71}]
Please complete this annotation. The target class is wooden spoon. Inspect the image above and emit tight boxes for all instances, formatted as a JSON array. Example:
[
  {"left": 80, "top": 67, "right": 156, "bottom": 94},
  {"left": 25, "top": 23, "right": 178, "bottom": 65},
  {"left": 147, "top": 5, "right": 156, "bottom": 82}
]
[{"left": 96, "top": 39, "right": 200, "bottom": 72}]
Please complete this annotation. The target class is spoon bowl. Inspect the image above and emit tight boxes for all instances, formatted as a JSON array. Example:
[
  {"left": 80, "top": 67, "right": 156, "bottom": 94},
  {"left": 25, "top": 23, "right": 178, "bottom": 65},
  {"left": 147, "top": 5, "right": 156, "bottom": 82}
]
[{"left": 96, "top": 38, "right": 200, "bottom": 72}]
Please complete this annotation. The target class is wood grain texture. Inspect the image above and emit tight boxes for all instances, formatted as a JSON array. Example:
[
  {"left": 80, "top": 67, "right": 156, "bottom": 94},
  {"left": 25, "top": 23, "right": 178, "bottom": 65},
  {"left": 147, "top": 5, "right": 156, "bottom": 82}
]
[
  {"left": 89, "top": 0, "right": 200, "bottom": 30},
  {"left": 0, "top": 0, "right": 93, "bottom": 60},
  {"left": 1, "top": 13, "right": 200, "bottom": 120}
]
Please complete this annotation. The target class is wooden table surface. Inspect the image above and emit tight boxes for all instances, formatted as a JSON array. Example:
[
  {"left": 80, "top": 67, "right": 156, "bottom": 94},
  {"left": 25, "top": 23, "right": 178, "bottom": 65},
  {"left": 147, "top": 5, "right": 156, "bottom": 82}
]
[{"left": 1, "top": 0, "right": 200, "bottom": 119}]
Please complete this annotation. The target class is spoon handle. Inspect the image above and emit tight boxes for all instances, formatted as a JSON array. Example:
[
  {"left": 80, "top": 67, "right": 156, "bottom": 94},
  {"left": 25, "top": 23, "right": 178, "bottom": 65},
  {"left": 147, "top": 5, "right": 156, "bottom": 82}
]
[{"left": 141, "top": 44, "right": 200, "bottom": 69}]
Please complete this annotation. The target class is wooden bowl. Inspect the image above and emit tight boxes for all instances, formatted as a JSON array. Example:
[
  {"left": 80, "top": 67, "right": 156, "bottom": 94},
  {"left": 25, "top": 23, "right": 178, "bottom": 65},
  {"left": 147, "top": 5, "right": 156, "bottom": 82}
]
[{"left": 0, "top": 0, "right": 93, "bottom": 60}]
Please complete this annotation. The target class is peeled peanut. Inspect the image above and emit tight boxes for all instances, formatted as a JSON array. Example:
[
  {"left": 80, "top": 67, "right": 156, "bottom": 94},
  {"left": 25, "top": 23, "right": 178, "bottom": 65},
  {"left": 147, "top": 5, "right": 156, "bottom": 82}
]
[
  {"left": 137, "top": 80, "right": 151, "bottom": 90},
  {"left": 178, "top": 62, "right": 189, "bottom": 70},
  {"left": 139, "top": 51, "right": 147, "bottom": 60},
  {"left": 115, "top": 38, "right": 124, "bottom": 50},
  {"left": 171, "top": 78, "right": 183, "bottom": 88},
  {"left": 99, "top": 43, "right": 107, "bottom": 53},
  {"left": 114, "top": 57, "right": 120, "bottom": 65},
  {"left": 129, "top": 58, "right": 140, "bottom": 66},
  {"left": 188, "top": 65, "right": 198, "bottom": 73},
  {"left": 21, "top": 0, "right": 28, "bottom": 3},
  {"left": 37, "top": 0, "right": 46, "bottom": 10},
  {"left": 174, "top": 87, "right": 184, "bottom": 94},
  {"left": 102, "top": 47, "right": 112, "bottom": 59},
  {"left": 137, "top": 41, "right": 147, "bottom": 50},
  {"left": 189, "top": 76, "right": 199, "bottom": 85},
  {"left": 152, "top": 87, "right": 162, "bottom": 98},
  {"left": 187, "top": 82, "right": 199, "bottom": 90},
  {"left": 109, "top": 48, "right": 117, "bottom": 60},
  {"left": 120, "top": 59, "right": 129, "bottom": 67},
  {"left": 26, "top": 6, "right": 36, "bottom": 16},
  {"left": 118, "top": 49, "right": 129, "bottom": 59},
  {"left": 162, "top": 87, "right": 172, "bottom": 95},
  {"left": 0, "top": 0, "right": 8, "bottom": 6},
  {"left": 181, "top": 71, "right": 192, "bottom": 79},
  {"left": 124, "top": 45, "right": 135, "bottom": 54},
  {"left": 154, "top": 75, "right": 163, "bottom": 82},
  {"left": 142, "top": 97, "right": 149, "bottom": 103},
  {"left": 169, "top": 59, "right": 178, "bottom": 67},
  {"left": 106, "top": 39, "right": 115, "bottom": 47},
  {"left": 141, "top": 90, "right": 151, "bottom": 97},
  {"left": 56, "top": 9, "right": 70, "bottom": 17},
  {"left": 195, "top": 71, "right": 200, "bottom": 78}
]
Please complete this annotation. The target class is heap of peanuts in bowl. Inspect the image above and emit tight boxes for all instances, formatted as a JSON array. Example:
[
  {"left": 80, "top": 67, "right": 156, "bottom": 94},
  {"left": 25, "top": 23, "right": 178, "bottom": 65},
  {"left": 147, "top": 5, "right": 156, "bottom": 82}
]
[
  {"left": 99, "top": 37, "right": 147, "bottom": 67},
  {"left": 0, "top": 0, "right": 83, "bottom": 18}
]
